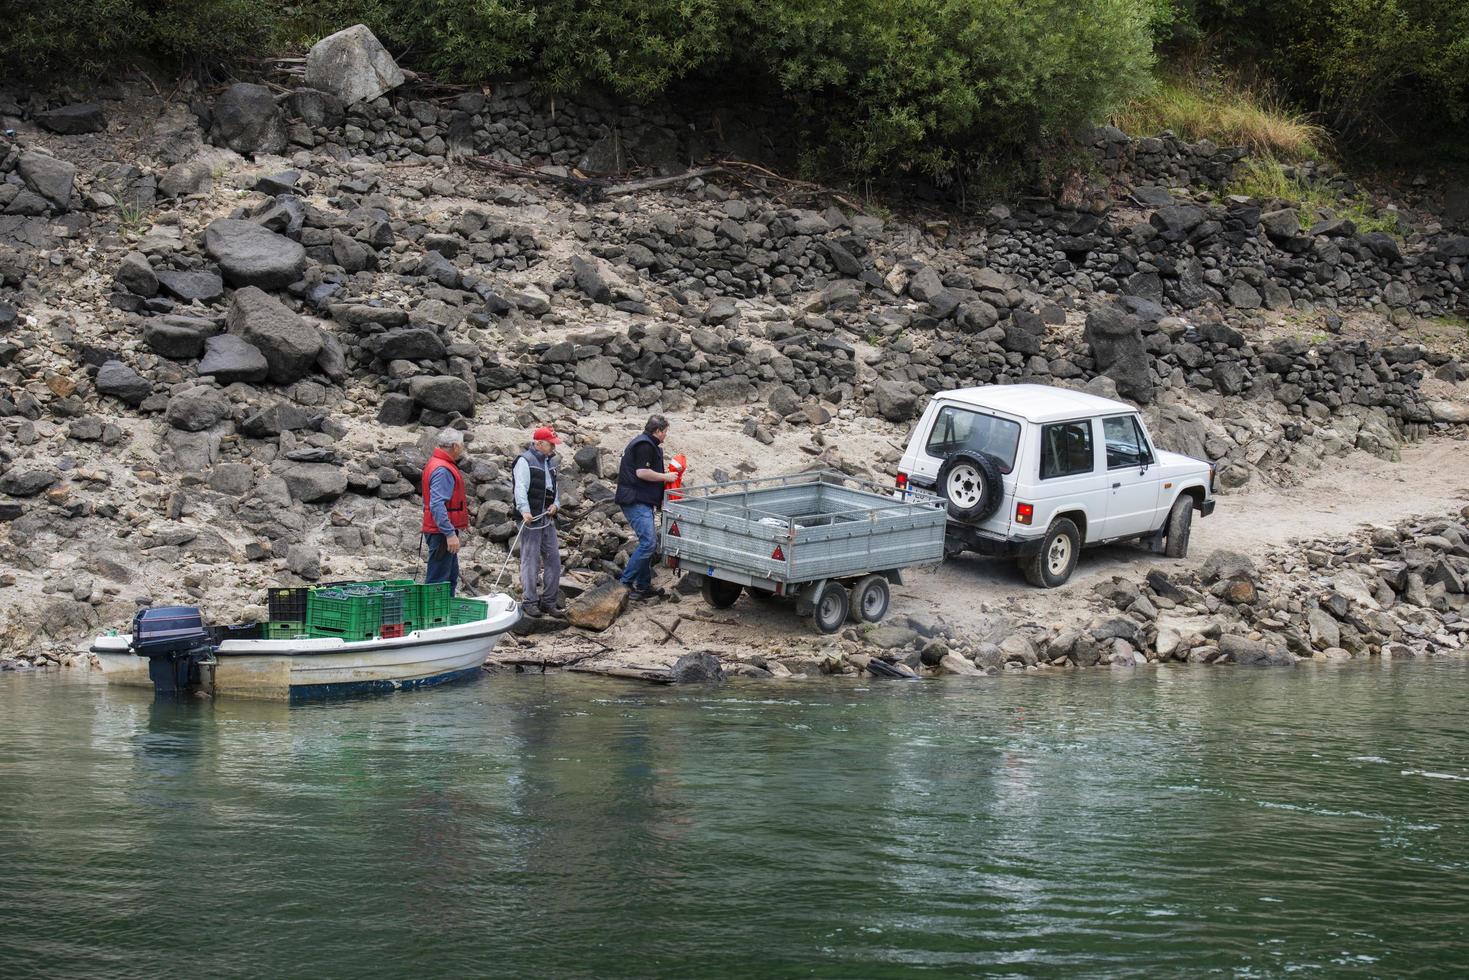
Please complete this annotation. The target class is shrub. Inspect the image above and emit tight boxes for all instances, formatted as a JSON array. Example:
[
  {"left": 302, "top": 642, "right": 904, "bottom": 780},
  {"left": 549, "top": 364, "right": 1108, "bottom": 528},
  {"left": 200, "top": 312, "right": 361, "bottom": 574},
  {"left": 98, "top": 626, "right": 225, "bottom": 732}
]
[{"left": 1110, "top": 74, "right": 1329, "bottom": 160}]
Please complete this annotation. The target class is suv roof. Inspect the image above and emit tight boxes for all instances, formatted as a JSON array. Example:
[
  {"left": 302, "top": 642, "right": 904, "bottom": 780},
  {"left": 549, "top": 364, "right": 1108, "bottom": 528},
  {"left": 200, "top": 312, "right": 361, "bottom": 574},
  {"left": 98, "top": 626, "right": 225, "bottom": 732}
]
[{"left": 934, "top": 384, "right": 1136, "bottom": 424}]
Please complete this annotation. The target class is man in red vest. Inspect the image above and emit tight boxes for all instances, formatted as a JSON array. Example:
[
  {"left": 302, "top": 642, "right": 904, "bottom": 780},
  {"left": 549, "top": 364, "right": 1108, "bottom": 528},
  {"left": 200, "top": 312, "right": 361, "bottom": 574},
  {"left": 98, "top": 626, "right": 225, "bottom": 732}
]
[{"left": 421, "top": 429, "right": 470, "bottom": 595}]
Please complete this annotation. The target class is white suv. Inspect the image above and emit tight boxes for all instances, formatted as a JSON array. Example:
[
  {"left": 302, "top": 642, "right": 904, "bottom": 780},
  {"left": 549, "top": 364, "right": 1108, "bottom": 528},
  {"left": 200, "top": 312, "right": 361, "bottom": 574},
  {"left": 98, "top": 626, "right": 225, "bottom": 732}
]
[{"left": 896, "top": 384, "right": 1216, "bottom": 587}]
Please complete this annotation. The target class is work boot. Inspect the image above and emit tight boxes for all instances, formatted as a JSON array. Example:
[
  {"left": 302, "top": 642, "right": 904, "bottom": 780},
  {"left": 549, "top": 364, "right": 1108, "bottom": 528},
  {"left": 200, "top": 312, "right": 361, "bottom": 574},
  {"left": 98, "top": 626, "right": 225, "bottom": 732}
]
[
  {"left": 541, "top": 597, "right": 566, "bottom": 615},
  {"left": 522, "top": 603, "right": 542, "bottom": 618},
  {"left": 631, "top": 586, "right": 666, "bottom": 601}
]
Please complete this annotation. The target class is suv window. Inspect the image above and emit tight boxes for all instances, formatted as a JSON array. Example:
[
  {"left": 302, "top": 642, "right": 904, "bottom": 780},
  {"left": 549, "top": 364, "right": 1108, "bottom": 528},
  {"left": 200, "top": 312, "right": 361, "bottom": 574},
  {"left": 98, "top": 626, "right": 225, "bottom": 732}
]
[
  {"left": 1040, "top": 421, "right": 1094, "bottom": 479},
  {"left": 1103, "top": 415, "right": 1155, "bottom": 469},
  {"left": 924, "top": 406, "right": 1022, "bottom": 473}
]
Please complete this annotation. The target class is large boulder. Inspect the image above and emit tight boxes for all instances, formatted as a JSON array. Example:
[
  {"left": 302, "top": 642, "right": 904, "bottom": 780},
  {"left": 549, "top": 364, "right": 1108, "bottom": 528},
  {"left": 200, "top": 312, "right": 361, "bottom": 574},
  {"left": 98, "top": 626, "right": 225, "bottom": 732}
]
[
  {"left": 286, "top": 88, "right": 346, "bottom": 128},
  {"left": 305, "top": 25, "right": 406, "bottom": 105},
  {"left": 376, "top": 328, "right": 446, "bottom": 362},
  {"left": 204, "top": 219, "right": 306, "bottom": 289},
  {"left": 155, "top": 269, "right": 225, "bottom": 304},
  {"left": 408, "top": 375, "right": 474, "bottom": 415},
  {"left": 670, "top": 651, "right": 725, "bottom": 684},
  {"left": 36, "top": 103, "right": 107, "bottom": 135},
  {"left": 225, "top": 286, "right": 321, "bottom": 384},
  {"left": 280, "top": 463, "right": 347, "bottom": 503},
  {"left": 566, "top": 579, "right": 629, "bottom": 631},
  {"left": 1083, "top": 304, "right": 1153, "bottom": 404},
  {"left": 1200, "top": 549, "right": 1258, "bottom": 584},
  {"left": 95, "top": 360, "right": 152, "bottom": 406},
  {"left": 114, "top": 252, "right": 158, "bottom": 298},
  {"left": 198, "top": 334, "right": 269, "bottom": 384},
  {"left": 16, "top": 152, "right": 75, "bottom": 210},
  {"left": 164, "top": 387, "right": 231, "bottom": 432},
  {"left": 143, "top": 317, "right": 219, "bottom": 360},
  {"left": 1220, "top": 634, "right": 1293, "bottom": 667},
  {"left": 0, "top": 469, "right": 60, "bottom": 497},
  {"left": 874, "top": 378, "right": 923, "bottom": 422},
  {"left": 210, "top": 83, "right": 287, "bottom": 157}
]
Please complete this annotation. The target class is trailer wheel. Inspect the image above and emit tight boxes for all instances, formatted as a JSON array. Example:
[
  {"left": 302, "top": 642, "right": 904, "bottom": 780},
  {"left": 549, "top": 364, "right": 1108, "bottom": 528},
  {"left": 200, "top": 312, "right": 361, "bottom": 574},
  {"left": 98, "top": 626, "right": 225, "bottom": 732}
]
[
  {"left": 701, "top": 577, "right": 743, "bottom": 609},
  {"left": 849, "top": 575, "right": 891, "bottom": 623},
  {"left": 813, "top": 583, "right": 850, "bottom": 634}
]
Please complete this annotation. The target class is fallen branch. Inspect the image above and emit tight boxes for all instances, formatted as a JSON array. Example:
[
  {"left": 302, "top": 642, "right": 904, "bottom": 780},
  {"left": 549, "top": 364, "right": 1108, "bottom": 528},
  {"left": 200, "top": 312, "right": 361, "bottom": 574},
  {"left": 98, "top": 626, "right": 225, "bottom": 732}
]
[
  {"left": 567, "top": 663, "right": 674, "bottom": 684},
  {"left": 649, "top": 616, "right": 685, "bottom": 646}
]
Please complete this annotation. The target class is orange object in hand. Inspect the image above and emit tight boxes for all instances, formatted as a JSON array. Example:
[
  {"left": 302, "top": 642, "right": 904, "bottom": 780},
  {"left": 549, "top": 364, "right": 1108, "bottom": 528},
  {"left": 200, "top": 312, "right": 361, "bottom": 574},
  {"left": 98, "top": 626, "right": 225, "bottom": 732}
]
[{"left": 667, "top": 454, "right": 688, "bottom": 502}]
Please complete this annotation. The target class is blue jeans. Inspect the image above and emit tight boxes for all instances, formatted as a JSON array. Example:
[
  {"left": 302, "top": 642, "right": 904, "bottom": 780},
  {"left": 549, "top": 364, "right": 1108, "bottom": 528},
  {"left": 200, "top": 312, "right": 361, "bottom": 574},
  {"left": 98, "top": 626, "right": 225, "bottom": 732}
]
[
  {"left": 618, "top": 504, "right": 657, "bottom": 590},
  {"left": 424, "top": 533, "right": 459, "bottom": 596}
]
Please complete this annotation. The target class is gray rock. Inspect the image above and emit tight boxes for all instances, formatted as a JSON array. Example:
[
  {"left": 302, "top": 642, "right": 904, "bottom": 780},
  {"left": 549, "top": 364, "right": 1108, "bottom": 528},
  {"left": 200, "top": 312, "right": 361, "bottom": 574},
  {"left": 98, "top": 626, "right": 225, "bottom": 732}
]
[
  {"left": 377, "top": 328, "right": 447, "bottom": 362},
  {"left": 1306, "top": 608, "right": 1341, "bottom": 650},
  {"left": 1200, "top": 549, "right": 1258, "bottom": 584},
  {"left": 144, "top": 317, "right": 219, "bottom": 360},
  {"left": 165, "top": 387, "right": 231, "bottom": 432},
  {"left": 408, "top": 375, "right": 474, "bottom": 415},
  {"left": 670, "top": 651, "right": 725, "bottom": 684},
  {"left": 376, "top": 392, "right": 416, "bottom": 426},
  {"left": 17, "top": 152, "right": 75, "bottom": 209},
  {"left": 694, "top": 377, "right": 754, "bottom": 407},
  {"left": 198, "top": 334, "right": 269, "bottom": 384},
  {"left": 0, "top": 468, "right": 59, "bottom": 497},
  {"left": 155, "top": 269, "right": 225, "bottom": 303},
  {"left": 939, "top": 652, "right": 983, "bottom": 676},
  {"left": 1260, "top": 208, "right": 1300, "bottom": 240},
  {"left": 1083, "top": 305, "right": 1153, "bottom": 403},
  {"left": 159, "top": 159, "right": 213, "bottom": 198},
  {"left": 281, "top": 463, "right": 347, "bottom": 503},
  {"left": 874, "top": 378, "right": 922, "bottom": 422},
  {"left": 36, "top": 103, "right": 106, "bottom": 135},
  {"left": 95, "top": 360, "right": 151, "bottom": 406},
  {"left": 286, "top": 88, "right": 346, "bottom": 128},
  {"left": 207, "top": 462, "right": 254, "bottom": 496},
  {"left": 1220, "top": 634, "right": 1293, "bottom": 667},
  {"left": 286, "top": 544, "right": 322, "bottom": 581},
  {"left": 305, "top": 25, "right": 406, "bottom": 105},
  {"left": 204, "top": 219, "right": 306, "bottom": 289},
  {"left": 114, "top": 251, "right": 158, "bottom": 297},
  {"left": 566, "top": 579, "right": 629, "bottom": 631},
  {"left": 210, "top": 83, "right": 287, "bottom": 157},
  {"left": 768, "top": 384, "right": 801, "bottom": 416},
  {"left": 865, "top": 625, "right": 919, "bottom": 650},
  {"left": 225, "top": 286, "right": 321, "bottom": 384},
  {"left": 571, "top": 254, "right": 611, "bottom": 303}
]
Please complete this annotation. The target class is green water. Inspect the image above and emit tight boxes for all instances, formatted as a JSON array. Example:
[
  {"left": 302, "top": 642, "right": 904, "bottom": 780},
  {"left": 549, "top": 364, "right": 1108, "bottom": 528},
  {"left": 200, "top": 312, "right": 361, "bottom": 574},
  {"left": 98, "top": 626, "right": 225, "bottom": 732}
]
[{"left": 2, "top": 662, "right": 1467, "bottom": 978}]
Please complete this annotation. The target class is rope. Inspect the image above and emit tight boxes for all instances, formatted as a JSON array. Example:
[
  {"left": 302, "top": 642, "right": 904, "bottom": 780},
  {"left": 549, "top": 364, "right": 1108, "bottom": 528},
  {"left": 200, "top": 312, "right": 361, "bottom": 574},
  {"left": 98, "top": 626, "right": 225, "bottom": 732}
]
[{"left": 489, "top": 510, "right": 551, "bottom": 591}]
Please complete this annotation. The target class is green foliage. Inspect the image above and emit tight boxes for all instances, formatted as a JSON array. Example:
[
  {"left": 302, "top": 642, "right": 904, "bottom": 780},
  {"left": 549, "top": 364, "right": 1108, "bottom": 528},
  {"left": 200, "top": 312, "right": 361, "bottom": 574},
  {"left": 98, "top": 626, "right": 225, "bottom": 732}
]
[
  {"left": 1111, "top": 73, "right": 1329, "bottom": 161},
  {"left": 1226, "top": 158, "right": 1400, "bottom": 236}
]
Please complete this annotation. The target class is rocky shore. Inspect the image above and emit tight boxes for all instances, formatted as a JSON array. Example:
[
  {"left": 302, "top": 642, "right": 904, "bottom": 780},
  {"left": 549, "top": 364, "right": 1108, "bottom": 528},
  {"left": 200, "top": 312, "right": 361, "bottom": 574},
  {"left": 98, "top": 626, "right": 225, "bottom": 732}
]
[{"left": 1, "top": 27, "right": 1467, "bottom": 677}]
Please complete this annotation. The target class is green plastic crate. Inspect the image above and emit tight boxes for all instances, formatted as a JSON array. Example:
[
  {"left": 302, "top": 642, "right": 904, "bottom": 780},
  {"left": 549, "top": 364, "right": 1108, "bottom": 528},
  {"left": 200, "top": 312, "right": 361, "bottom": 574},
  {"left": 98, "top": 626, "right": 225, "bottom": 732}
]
[
  {"left": 307, "top": 590, "right": 383, "bottom": 641},
  {"left": 266, "top": 621, "right": 305, "bottom": 640},
  {"left": 450, "top": 597, "right": 488, "bottom": 625},
  {"left": 416, "top": 582, "right": 452, "bottom": 626}
]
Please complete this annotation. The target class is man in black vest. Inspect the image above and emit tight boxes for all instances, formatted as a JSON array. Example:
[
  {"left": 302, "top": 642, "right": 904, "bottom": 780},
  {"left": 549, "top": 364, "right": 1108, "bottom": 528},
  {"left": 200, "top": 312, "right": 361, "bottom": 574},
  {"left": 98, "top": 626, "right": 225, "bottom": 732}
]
[
  {"left": 615, "top": 414, "right": 681, "bottom": 599},
  {"left": 513, "top": 426, "right": 562, "bottom": 616}
]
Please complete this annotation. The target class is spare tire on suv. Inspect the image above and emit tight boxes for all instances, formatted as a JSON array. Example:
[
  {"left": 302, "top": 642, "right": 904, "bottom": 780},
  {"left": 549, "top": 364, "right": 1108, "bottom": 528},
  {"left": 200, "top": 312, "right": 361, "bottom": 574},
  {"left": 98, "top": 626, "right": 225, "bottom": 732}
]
[{"left": 935, "top": 451, "right": 1003, "bottom": 522}]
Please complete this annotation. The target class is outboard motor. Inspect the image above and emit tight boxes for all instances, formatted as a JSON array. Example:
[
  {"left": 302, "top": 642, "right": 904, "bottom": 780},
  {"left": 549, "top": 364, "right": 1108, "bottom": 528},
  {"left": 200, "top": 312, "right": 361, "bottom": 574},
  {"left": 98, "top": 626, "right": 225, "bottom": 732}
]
[{"left": 132, "top": 606, "right": 214, "bottom": 695}]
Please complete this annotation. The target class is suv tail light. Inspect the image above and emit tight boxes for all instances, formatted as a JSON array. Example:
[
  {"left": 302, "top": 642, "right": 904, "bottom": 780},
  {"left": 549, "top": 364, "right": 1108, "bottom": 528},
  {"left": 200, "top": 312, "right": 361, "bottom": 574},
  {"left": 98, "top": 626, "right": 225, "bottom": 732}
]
[
  {"left": 1209, "top": 466, "right": 1216, "bottom": 493},
  {"left": 1015, "top": 502, "right": 1034, "bottom": 525},
  {"left": 895, "top": 471, "right": 908, "bottom": 491}
]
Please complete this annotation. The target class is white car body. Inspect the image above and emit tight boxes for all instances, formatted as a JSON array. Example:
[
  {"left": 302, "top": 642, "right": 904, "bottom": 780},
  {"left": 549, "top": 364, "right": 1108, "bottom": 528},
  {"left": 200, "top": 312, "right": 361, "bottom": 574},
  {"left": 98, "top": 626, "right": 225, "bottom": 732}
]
[{"left": 896, "top": 384, "right": 1216, "bottom": 582}]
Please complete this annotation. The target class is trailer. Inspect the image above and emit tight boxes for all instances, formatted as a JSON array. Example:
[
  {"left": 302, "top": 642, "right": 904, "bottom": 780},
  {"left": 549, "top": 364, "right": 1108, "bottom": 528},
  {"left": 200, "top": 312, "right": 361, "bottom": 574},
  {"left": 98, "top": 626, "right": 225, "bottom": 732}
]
[{"left": 659, "top": 471, "right": 948, "bottom": 633}]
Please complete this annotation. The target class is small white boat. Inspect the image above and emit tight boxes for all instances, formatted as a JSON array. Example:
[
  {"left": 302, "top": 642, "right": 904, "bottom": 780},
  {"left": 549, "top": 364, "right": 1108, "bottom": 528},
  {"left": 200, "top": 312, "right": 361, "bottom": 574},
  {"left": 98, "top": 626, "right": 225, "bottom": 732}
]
[{"left": 91, "top": 593, "right": 520, "bottom": 701}]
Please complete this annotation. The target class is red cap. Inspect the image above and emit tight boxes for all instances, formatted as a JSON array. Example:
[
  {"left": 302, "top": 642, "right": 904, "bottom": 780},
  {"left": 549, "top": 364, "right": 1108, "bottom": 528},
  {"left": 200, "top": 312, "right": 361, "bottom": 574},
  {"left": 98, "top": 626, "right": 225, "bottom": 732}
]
[{"left": 532, "top": 426, "right": 560, "bottom": 444}]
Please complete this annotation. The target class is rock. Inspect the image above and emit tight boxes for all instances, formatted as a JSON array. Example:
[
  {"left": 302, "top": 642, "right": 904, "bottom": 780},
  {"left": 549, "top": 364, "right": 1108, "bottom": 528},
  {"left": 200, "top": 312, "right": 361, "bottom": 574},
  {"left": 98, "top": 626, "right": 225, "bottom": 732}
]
[
  {"left": 573, "top": 446, "right": 603, "bottom": 477},
  {"left": 864, "top": 625, "right": 918, "bottom": 650},
  {"left": 197, "top": 334, "right": 269, "bottom": 384},
  {"left": 938, "top": 652, "right": 983, "bottom": 676},
  {"left": 1220, "top": 634, "right": 1293, "bottom": 667},
  {"left": 1260, "top": 208, "right": 1301, "bottom": 240},
  {"left": 1083, "top": 304, "right": 1153, "bottom": 403},
  {"left": 377, "top": 393, "right": 416, "bottom": 426},
  {"left": 159, "top": 159, "right": 213, "bottom": 198},
  {"left": 694, "top": 377, "right": 754, "bottom": 407},
  {"left": 305, "top": 25, "right": 406, "bottom": 105},
  {"left": 114, "top": 251, "right": 158, "bottom": 297},
  {"left": 1223, "top": 578, "right": 1258, "bottom": 605},
  {"left": 1201, "top": 549, "right": 1257, "bottom": 584},
  {"left": 571, "top": 254, "right": 612, "bottom": 303},
  {"left": 225, "top": 286, "right": 321, "bottom": 384},
  {"left": 277, "top": 463, "right": 345, "bottom": 504},
  {"left": 286, "top": 88, "right": 346, "bottom": 128},
  {"left": 0, "top": 468, "right": 59, "bottom": 497},
  {"left": 1306, "top": 608, "right": 1341, "bottom": 650},
  {"left": 874, "top": 378, "right": 922, "bottom": 422},
  {"left": 286, "top": 544, "right": 322, "bottom": 581},
  {"left": 17, "top": 152, "right": 75, "bottom": 209},
  {"left": 144, "top": 317, "right": 218, "bottom": 359},
  {"left": 574, "top": 356, "right": 618, "bottom": 389},
  {"left": 670, "top": 651, "right": 725, "bottom": 683},
  {"left": 165, "top": 386, "right": 231, "bottom": 432},
  {"left": 1426, "top": 400, "right": 1469, "bottom": 424},
  {"left": 376, "top": 328, "right": 446, "bottom": 362},
  {"left": 95, "top": 360, "right": 152, "bottom": 406},
  {"left": 210, "top": 83, "right": 287, "bottom": 156},
  {"left": 155, "top": 269, "right": 225, "bottom": 304},
  {"left": 36, "top": 103, "right": 106, "bottom": 135},
  {"left": 204, "top": 219, "right": 306, "bottom": 289},
  {"left": 208, "top": 463, "right": 254, "bottom": 496},
  {"left": 566, "top": 579, "right": 629, "bottom": 631},
  {"left": 408, "top": 375, "right": 474, "bottom": 415}
]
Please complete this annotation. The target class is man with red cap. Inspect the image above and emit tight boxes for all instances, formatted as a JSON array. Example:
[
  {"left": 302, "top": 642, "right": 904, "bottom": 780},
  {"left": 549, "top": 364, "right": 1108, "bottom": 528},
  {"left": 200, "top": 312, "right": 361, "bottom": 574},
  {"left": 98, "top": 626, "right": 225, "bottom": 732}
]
[{"left": 512, "top": 426, "right": 563, "bottom": 617}]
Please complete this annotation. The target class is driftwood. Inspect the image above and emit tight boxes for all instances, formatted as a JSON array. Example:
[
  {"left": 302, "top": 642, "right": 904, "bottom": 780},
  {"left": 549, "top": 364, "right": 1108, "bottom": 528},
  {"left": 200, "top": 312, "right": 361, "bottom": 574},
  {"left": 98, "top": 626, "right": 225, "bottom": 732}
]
[
  {"left": 649, "top": 616, "right": 685, "bottom": 646},
  {"left": 567, "top": 663, "right": 674, "bottom": 684}
]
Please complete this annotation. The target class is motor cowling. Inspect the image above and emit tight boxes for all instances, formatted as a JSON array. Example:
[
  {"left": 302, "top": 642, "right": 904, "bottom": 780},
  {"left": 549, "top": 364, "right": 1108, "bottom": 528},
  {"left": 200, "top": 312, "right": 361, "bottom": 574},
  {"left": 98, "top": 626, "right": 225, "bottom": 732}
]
[{"left": 131, "top": 606, "right": 213, "bottom": 694}]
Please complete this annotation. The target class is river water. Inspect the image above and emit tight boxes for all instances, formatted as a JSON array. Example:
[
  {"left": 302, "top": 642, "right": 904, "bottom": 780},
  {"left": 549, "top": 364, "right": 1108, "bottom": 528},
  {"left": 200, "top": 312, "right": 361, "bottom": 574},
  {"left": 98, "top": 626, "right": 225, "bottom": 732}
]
[{"left": 2, "top": 661, "right": 1467, "bottom": 978}]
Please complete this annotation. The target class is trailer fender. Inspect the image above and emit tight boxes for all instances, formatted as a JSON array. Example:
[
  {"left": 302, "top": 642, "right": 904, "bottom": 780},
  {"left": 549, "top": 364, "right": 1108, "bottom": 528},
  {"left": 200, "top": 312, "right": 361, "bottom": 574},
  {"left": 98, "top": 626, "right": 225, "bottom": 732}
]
[{"left": 795, "top": 579, "right": 828, "bottom": 617}]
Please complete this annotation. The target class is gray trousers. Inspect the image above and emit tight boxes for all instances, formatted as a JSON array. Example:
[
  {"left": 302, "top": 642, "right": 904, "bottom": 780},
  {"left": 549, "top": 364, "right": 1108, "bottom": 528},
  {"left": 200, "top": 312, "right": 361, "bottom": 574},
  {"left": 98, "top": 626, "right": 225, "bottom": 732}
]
[{"left": 519, "top": 522, "right": 562, "bottom": 608}]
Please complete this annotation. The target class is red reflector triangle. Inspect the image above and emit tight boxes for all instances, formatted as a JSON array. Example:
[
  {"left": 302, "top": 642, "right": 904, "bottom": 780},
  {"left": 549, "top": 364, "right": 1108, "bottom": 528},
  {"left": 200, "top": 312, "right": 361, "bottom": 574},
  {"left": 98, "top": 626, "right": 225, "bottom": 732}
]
[
  {"left": 668, "top": 521, "right": 680, "bottom": 536},
  {"left": 771, "top": 545, "right": 785, "bottom": 561}
]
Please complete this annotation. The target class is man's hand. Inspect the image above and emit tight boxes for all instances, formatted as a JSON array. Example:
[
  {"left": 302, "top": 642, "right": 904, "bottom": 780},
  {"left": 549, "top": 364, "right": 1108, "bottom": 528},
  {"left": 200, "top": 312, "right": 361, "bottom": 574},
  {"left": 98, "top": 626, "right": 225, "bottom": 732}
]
[
  {"left": 548, "top": 504, "right": 559, "bottom": 517},
  {"left": 522, "top": 512, "right": 533, "bottom": 524},
  {"left": 446, "top": 535, "right": 461, "bottom": 555}
]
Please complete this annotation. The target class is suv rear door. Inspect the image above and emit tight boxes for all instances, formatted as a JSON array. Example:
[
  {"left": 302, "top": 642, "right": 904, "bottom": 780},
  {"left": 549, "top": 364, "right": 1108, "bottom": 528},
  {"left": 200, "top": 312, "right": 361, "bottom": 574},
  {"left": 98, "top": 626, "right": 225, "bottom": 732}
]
[
  {"left": 1099, "top": 413, "right": 1163, "bottom": 538},
  {"left": 902, "top": 400, "right": 1023, "bottom": 532}
]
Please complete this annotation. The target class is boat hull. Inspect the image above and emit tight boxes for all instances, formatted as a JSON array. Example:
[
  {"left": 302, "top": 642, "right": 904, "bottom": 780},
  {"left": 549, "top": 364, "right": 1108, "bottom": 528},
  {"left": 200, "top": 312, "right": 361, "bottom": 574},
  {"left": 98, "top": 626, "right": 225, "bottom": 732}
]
[{"left": 91, "top": 593, "right": 519, "bottom": 701}]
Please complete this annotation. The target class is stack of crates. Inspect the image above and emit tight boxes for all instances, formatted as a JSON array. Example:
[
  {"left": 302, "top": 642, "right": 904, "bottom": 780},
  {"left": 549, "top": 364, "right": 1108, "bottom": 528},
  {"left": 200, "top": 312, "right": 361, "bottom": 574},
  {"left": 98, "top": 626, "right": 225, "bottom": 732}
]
[
  {"left": 266, "top": 588, "right": 309, "bottom": 639},
  {"left": 415, "top": 582, "right": 452, "bottom": 628},
  {"left": 450, "top": 597, "right": 488, "bottom": 626}
]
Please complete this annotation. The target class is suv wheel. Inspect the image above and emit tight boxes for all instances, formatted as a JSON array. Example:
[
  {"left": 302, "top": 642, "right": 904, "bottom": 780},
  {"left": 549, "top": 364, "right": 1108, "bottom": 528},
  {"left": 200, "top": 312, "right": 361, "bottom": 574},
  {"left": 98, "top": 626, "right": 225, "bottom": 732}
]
[
  {"left": 1023, "top": 518, "right": 1081, "bottom": 588},
  {"left": 1163, "top": 496, "right": 1193, "bottom": 558},
  {"left": 936, "top": 452, "right": 1003, "bottom": 522}
]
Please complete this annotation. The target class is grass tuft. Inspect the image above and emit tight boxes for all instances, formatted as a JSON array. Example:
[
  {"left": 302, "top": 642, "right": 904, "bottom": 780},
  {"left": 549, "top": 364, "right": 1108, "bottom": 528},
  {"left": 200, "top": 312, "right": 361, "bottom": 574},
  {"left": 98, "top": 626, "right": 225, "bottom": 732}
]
[
  {"left": 1111, "top": 75, "right": 1329, "bottom": 162},
  {"left": 1225, "top": 158, "right": 1400, "bottom": 236}
]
